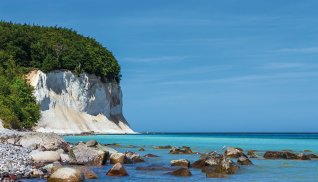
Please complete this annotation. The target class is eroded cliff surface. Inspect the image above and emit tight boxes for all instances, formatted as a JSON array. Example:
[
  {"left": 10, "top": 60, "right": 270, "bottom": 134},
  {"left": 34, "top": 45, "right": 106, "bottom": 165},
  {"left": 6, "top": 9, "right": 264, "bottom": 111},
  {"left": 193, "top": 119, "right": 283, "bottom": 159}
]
[{"left": 27, "top": 70, "right": 134, "bottom": 134}]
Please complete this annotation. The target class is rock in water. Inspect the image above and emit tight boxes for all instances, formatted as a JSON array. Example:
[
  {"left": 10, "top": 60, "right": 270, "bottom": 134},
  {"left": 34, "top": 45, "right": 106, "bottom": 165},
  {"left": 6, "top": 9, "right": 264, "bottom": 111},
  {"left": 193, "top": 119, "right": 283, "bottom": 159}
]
[
  {"left": 170, "top": 159, "right": 190, "bottom": 168},
  {"left": 125, "top": 151, "right": 144, "bottom": 163},
  {"left": 143, "top": 153, "right": 159, "bottom": 158},
  {"left": 224, "top": 147, "right": 247, "bottom": 158},
  {"left": 72, "top": 144, "right": 107, "bottom": 166},
  {"left": 263, "top": 151, "right": 308, "bottom": 160},
  {"left": 106, "top": 163, "right": 128, "bottom": 176},
  {"left": 30, "top": 151, "right": 61, "bottom": 162},
  {"left": 110, "top": 153, "right": 126, "bottom": 164},
  {"left": 192, "top": 158, "right": 206, "bottom": 169},
  {"left": 237, "top": 156, "right": 253, "bottom": 165},
  {"left": 169, "top": 146, "right": 193, "bottom": 154},
  {"left": 27, "top": 70, "right": 134, "bottom": 134},
  {"left": 48, "top": 167, "right": 84, "bottom": 182},
  {"left": 168, "top": 168, "right": 192, "bottom": 177},
  {"left": 73, "top": 166, "right": 97, "bottom": 179}
]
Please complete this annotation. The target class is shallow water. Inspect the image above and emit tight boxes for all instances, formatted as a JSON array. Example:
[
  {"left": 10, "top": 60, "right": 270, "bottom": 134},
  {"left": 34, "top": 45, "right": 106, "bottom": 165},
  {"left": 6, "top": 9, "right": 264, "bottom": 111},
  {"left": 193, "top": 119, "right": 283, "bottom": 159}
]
[{"left": 27, "top": 133, "right": 318, "bottom": 181}]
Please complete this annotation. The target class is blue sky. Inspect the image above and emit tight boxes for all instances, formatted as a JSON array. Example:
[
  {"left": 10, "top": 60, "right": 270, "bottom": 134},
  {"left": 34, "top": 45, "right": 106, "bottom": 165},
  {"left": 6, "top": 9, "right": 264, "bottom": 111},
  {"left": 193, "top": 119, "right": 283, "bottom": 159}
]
[{"left": 1, "top": 0, "right": 318, "bottom": 132}]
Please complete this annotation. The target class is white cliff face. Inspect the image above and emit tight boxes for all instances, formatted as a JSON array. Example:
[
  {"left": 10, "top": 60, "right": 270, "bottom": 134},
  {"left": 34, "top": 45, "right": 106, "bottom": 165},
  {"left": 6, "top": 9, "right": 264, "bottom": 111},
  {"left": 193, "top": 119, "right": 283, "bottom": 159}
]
[{"left": 26, "top": 70, "right": 134, "bottom": 134}]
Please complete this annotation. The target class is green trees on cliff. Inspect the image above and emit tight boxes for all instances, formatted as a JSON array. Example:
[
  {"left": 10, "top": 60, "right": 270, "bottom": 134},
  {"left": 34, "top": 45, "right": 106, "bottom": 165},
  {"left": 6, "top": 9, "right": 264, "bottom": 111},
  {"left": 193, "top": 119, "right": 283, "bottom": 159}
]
[
  {"left": 0, "top": 51, "right": 40, "bottom": 129},
  {"left": 0, "top": 21, "right": 122, "bottom": 129},
  {"left": 0, "top": 21, "right": 121, "bottom": 82}
]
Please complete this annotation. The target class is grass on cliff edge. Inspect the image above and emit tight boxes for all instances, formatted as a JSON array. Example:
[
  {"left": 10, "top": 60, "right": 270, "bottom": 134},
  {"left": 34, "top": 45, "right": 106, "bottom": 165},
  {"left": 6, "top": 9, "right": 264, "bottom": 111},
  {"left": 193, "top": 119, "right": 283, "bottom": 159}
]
[{"left": 0, "top": 21, "right": 122, "bottom": 129}]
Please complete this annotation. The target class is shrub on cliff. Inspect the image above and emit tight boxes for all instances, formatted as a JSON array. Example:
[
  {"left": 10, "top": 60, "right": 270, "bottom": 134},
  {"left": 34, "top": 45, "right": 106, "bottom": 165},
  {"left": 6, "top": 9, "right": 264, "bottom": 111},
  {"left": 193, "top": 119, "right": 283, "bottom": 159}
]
[{"left": 0, "top": 52, "right": 40, "bottom": 129}]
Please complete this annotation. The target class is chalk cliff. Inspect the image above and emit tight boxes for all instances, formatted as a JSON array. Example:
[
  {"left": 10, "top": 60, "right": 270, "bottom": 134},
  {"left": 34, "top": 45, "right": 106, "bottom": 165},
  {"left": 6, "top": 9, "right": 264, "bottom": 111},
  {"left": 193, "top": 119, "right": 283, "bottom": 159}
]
[{"left": 26, "top": 70, "right": 134, "bottom": 134}]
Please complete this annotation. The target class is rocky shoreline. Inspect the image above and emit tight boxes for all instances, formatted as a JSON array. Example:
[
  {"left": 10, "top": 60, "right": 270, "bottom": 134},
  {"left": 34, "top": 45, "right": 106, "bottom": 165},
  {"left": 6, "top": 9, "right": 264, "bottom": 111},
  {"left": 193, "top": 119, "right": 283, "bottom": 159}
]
[{"left": 0, "top": 129, "right": 317, "bottom": 181}]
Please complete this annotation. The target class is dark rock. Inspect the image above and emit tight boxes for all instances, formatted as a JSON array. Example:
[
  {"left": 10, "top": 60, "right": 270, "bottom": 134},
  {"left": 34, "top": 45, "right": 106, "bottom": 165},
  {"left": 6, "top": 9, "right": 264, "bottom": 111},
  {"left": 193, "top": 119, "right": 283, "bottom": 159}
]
[
  {"left": 106, "top": 163, "right": 128, "bottom": 177},
  {"left": 304, "top": 149, "right": 312, "bottom": 152},
  {"left": 237, "top": 156, "right": 253, "bottom": 165},
  {"left": 168, "top": 168, "right": 192, "bottom": 177},
  {"left": 171, "top": 159, "right": 190, "bottom": 168},
  {"left": 264, "top": 151, "right": 299, "bottom": 160},
  {"left": 307, "top": 154, "right": 318, "bottom": 159},
  {"left": 85, "top": 140, "right": 98, "bottom": 147},
  {"left": 297, "top": 153, "right": 311, "bottom": 160},
  {"left": 192, "top": 158, "right": 205, "bottom": 169},
  {"left": 125, "top": 151, "right": 145, "bottom": 163},
  {"left": 169, "top": 146, "right": 193, "bottom": 154},
  {"left": 154, "top": 145, "right": 172, "bottom": 149},
  {"left": 143, "top": 153, "right": 159, "bottom": 158},
  {"left": 247, "top": 150, "right": 258, "bottom": 158},
  {"left": 138, "top": 148, "right": 145, "bottom": 151},
  {"left": 201, "top": 152, "right": 239, "bottom": 178}
]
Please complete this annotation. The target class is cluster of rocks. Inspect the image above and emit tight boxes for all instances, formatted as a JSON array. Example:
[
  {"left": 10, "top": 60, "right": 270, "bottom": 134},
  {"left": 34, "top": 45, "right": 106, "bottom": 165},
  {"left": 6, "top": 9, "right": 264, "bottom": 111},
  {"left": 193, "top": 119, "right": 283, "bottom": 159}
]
[{"left": 1, "top": 129, "right": 318, "bottom": 181}]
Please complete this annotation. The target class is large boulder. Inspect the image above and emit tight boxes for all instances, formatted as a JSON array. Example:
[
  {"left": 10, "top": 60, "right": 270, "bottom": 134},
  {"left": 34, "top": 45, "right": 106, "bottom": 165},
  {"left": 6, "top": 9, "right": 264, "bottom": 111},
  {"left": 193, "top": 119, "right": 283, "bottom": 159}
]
[
  {"left": 30, "top": 151, "right": 61, "bottom": 162},
  {"left": 19, "top": 133, "right": 69, "bottom": 151},
  {"left": 110, "top": 153, "right": 126, "bottom": 164},
  {"left": 170, "top": 159, "right": 190, "bottom": 168},
  {"left": 72, "top": 144, "right": 107, "bottom": 166},
  {"left": 48, "top": 167, "right": 84, "bottom": 182},
  {"left": 168, "top": 168, "right": 192, "bottom": 177},
  {"left": 106, "top": 163, "right": 128, "bottom": 176}
]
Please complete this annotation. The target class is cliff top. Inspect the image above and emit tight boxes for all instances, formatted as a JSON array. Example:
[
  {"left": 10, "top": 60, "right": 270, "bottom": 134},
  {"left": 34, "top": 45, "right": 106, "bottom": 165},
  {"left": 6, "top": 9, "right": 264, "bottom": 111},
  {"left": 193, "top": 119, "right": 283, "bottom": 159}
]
[{"left": 0, "top": 21, "right": 121, "bottom": 82}]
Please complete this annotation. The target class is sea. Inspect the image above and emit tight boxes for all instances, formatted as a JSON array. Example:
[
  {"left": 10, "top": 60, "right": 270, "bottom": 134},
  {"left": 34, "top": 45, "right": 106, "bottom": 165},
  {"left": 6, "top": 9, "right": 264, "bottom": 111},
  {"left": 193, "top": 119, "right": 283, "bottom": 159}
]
[{"left": 28, "top": 133, "right": 318, "bottom": 182}]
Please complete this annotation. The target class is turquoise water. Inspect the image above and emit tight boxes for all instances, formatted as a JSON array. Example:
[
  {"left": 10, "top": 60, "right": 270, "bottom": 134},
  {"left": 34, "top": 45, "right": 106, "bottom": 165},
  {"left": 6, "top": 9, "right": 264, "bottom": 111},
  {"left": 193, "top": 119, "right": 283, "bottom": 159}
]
[{"left": 29, "top": 133, "right": 318, "bottom": 181}]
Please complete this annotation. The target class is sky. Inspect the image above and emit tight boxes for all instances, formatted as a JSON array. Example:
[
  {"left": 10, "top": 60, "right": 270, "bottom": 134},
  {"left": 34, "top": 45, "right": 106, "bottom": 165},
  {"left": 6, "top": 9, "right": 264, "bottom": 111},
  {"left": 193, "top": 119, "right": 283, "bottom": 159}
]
[{"left": 1, "top": 0, "right": 318, "bottom": 132}]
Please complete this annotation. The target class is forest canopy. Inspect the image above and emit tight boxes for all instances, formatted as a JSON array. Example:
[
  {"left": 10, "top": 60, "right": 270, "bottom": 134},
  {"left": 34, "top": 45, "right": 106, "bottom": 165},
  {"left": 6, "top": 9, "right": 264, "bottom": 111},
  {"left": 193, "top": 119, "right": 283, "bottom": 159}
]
[
  {"left": 0, "top": 21, "right": 121, "bottom": 129},
  {"left": 0, "top": 21, "right": 121, "bottom": 82}
]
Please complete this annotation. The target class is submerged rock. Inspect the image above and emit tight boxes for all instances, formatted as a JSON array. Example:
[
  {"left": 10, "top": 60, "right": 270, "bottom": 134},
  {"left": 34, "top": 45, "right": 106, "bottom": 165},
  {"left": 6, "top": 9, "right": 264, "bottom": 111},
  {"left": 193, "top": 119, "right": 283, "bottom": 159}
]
[
  {"left": 154, "top": 145, "right": 172, "bottom": 149},
  {"left": 171, "top": 159, "right": 190, "bottom": 168},
  {"left": 136, "top": 165, "right": 173, "bottom": 171},
  {"left": 143, "top": 153, "right": 159, "bottom": 158},
  {"left": 168, "top": 168, "right": 192, "bottom": 177},
  {"left": 48, "top": 167, "right": 84, "bottom": 182},
  {"left": 106, "top": 163, "right": 128, "bottom": 176},
  {"left": 138, "top": 148, "right": 145, "bottom": 151}
]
